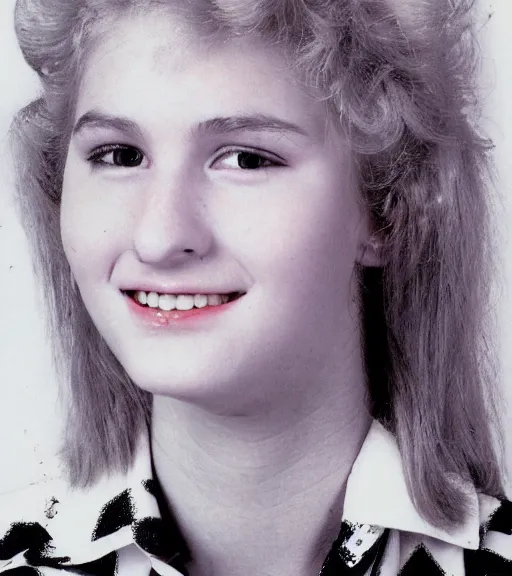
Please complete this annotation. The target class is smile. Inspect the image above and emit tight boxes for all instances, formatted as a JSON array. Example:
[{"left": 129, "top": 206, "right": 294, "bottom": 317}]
[
  {"left": 125, "top": 290, "right": 243, "bottom": 311},
  {"left": 122, "top": 290, "right": 245, "bottom": 326}
]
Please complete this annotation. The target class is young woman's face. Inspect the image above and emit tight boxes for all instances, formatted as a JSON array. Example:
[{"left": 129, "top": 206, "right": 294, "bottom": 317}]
[{"left": 61, "top": 11, "right": 373, "bottom": 414}]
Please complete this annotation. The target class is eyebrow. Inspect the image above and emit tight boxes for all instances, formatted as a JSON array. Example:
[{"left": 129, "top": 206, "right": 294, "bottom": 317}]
[
  {"left": 72, "top": 110, "right": 309, "bottom": 138},
  {"left": 194, "top": 114, "right": 308, "bottom": 137},
  {"left": 72, "top": 111, "right": 143, "bottom": 137}
]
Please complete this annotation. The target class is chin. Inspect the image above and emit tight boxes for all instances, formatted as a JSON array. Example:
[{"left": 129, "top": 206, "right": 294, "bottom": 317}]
[
  {"left": 126, "top": 361, "right": 224, "bottom": 399},
  {"left": 130, "top": 366, "right": 263, "bottom": 416}
]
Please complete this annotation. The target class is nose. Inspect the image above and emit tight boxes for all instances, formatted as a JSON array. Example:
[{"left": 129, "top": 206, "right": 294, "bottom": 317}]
[{"left": 132, "top": 170, "right": 213, "bottom": 266}]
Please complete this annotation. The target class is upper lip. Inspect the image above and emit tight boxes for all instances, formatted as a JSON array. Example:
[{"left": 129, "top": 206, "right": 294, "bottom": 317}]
[{"left": 119, "top": 283, "right": 245, "bottom": 296}]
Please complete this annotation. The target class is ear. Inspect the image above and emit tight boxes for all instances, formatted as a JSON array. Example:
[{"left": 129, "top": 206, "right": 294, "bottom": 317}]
[{"left": 357, "top": 234, "right": 383, "bottom": 267}]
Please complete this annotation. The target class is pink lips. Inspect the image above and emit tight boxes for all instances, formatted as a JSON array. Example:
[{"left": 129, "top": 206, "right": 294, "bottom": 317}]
[{"left": 123, "top": 291, "right": 243, "bottom": 328}]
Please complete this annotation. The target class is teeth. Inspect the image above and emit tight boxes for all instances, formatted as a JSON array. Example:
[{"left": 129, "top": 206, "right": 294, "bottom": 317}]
[
  {"left": 176, "top": 295, "right": 194, "bottom": 311},
  {"left": 194, "top": 294, "right": 208, "bottom": 308},
  {"left": 159, "top": 294, "right": 177, "bottom": 311},
  {"left": 207, "top": 294, "right": 223, "bottom": 306},
  {"left": 147, "top": 292, "right": 159, "bottom": 308},
  {"left": 132, "top": 290, "right": 237, "bottom": 310}
]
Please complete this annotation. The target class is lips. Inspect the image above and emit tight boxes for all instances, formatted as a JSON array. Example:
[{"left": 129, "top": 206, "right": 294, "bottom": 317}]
[{"left": 122, "top": 289, "right": 245, "bottom": 327}]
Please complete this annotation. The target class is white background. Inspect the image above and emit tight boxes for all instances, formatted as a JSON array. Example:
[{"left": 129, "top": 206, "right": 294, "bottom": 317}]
[{"left": 1, "top": 0, "right": 511, "bottom": 496}]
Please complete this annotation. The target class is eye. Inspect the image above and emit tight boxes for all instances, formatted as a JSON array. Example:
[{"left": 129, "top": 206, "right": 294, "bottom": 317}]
[
  {"left": 87, "top": 144, "right": 147, "bottom": 168},
  {"left": 212, "top": 149, "right": 284, "bottom": 170}
]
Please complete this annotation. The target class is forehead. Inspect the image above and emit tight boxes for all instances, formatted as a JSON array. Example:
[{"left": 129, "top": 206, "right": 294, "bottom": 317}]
[{"left": 76, "top": 10, "right": 329, "bottom": 137}]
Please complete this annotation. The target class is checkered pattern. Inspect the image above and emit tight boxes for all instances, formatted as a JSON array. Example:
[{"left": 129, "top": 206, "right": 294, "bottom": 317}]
[{"left": 1, "top": 422, "right": 510, "bottom": 576}]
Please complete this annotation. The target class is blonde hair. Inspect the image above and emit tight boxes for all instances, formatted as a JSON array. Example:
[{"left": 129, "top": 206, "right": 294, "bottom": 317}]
[{"left": 11, "top": 0, "right": 506, "bottom": 530}]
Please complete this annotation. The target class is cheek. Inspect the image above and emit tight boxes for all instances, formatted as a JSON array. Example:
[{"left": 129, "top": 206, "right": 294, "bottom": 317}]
[
  {"left": 221, "top": 168, "right": 363, "bottom": 297},
  {"left": 60, "top": 165, "right": 132, "bottom": 282}
]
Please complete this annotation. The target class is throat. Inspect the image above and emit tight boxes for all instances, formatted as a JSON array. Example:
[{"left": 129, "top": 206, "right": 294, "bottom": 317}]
[{"left": 150, "top": 401, "right": 370, "bottom": 576}]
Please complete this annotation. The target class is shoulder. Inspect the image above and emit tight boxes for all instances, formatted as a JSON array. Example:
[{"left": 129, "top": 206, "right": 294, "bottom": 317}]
[
  {"left": 0, "top": 474, "right": 185, "bottom": 576},
  {"left": 0, "top": 432, "right": 191, "bottom": 576},
  {"left": 464, "top": 493, "right": 512, "bottom": 573},
  {"left": 392, "top": 493, "right": 512, "bottom": 575}
]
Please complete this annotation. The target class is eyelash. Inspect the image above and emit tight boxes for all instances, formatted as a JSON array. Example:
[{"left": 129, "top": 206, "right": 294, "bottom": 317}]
[
  {"left": 212, "top": 146, "right": 285, "bottom": 170},
  {"left": 87, "top": 144, "right": 143, "bottom": 167},
  {"left": 86, "top": 144, "right": 286, "bottom": 170}
]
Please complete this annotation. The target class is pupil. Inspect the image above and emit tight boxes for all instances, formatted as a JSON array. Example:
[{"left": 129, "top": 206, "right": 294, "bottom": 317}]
[
  {"left": 238, "top": 152, "right": 263, "bottom": 170},
  {"left": 114, "top": 148, "right": 142, "bottom": 167}
]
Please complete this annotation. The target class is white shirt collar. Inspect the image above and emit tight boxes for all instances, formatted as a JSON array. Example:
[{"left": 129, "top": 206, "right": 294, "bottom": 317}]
[{"left": 343, "top": 419, "right": 481, "bottom": 549}]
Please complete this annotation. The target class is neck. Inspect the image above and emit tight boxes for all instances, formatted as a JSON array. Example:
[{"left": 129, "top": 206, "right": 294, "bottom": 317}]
[{"left": 151, "top": 371, "right": 371, "bottom": 576}]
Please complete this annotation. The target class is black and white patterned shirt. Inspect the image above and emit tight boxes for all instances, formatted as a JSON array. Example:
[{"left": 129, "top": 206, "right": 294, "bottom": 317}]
[{"left": 1, "top": 420, "right": 511, "bottom": 575}]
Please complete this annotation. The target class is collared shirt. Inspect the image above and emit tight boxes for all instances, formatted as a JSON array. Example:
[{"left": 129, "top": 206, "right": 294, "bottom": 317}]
[{"left": 1, "top": 420, "right": 511, "bottom": 576}]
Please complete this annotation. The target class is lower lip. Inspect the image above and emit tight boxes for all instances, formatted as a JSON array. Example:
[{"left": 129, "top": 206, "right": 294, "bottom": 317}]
[{"left": 124, "top": 293, "right": 241, "bottom": 328}]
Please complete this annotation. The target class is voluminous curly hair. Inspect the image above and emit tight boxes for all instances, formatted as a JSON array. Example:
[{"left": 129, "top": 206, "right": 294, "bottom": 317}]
[{"left": 11, "top": 0, "right": 506, "bottom": 530}]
